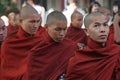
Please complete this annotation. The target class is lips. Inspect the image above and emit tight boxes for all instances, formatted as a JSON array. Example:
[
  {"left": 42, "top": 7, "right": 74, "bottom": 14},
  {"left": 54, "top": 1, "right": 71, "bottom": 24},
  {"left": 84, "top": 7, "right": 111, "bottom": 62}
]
[{"left": 99, "top": 35, "right": 108, "bottom": 39}]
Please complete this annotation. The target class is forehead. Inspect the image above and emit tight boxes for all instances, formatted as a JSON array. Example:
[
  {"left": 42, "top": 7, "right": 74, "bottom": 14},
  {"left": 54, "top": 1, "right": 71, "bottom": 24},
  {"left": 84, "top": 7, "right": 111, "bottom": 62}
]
[
  {"left": 91, "top": 15, "right": 107, "bottom": 24},
  {"left": 75, "top": 14, "right": 83, "bottom": 18},
  {"left": 50, "top": 21, "right": 67, "bottom": 28},
  {"left": 27, "top": 14, "right": 41, "bottom": 19}
]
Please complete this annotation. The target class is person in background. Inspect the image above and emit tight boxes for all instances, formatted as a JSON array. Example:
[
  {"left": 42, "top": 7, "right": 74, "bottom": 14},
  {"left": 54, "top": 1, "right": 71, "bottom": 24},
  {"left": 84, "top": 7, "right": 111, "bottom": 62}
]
[
  {"left": 7, "top": 9, "right": 20, "bottom": 37},
  {"left": 113, "top": 0, "right": 120, "bottom": 44},
  {"left": 0, "top": 18, "right": 7, "bottom": 79},
  {"left": 1, "top": 4, "right": 41, "bottom": 80},
  {"left": 63, "top": 0, "right": 83, "bottom": 27},
  {"left": 65, "top": 11, "right": 87, "bottom": 50},
  {"left": 82, "top": 1, "right": 101, "bottom": 29}
]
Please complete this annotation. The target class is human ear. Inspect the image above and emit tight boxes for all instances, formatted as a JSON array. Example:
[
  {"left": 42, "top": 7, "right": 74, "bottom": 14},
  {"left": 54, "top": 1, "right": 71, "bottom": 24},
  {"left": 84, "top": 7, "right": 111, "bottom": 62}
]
[{"left": 44, "top": 24, "right": 48, "bottom": 31}]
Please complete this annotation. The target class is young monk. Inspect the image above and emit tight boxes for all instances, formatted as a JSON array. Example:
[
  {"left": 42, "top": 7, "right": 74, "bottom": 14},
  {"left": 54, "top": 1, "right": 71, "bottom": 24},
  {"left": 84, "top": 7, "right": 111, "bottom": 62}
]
[
  {"left": 65, "top": 12, "right": 120, "bottom": 80},
  {"left": 0, "top": 18, "right": 7, "bottom": 79},
  {"left": 26, "top": 10, "right": 76, "bottom": 80},
  {"left": 65, "top": 11, "right": 87, "bottom": 49},
  {"left": 1, "top": 4, "right": 41, "bottom": 80}
]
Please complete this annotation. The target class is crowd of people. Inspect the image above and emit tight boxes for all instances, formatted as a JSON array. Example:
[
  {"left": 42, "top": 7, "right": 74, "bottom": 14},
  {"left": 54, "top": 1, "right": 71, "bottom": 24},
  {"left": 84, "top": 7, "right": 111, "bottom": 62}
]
[{"left": 0, "top": 0, "right": 120, "bottom": 80}]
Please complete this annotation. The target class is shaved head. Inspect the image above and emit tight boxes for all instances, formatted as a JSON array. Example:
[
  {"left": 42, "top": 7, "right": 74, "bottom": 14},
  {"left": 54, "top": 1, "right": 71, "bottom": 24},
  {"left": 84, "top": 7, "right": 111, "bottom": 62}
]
[
  {"left": 20, "top": 4, "right": 38, "bottom": 19},
  {"left": 71, "top": 11, "right": 83, "bottom": 20},
  {"left": 84, "top": 12, "right": 106, "bottom": 29},
  {"left": 46, "top": 10, "right": 67, "bottom": 26}
]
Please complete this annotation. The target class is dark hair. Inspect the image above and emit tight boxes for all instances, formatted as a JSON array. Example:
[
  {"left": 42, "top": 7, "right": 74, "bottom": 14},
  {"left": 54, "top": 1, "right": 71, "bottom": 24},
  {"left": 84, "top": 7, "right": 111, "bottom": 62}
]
[
  {"left": 88, "top": 1, "right": 101, "bottom": 13},
  {"left": 113, "top": 0, "right": 120, "bottom": 15}
]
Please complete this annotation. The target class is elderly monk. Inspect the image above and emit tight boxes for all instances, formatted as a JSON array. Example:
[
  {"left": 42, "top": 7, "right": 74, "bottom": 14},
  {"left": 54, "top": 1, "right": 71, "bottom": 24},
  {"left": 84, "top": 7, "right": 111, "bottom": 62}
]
[
  {"left": 0, "top": 18, "right": 7, "bottom": 79},
  {"left": 65, "top": 11, "right": 87, "bottom": 50},
  {"left": 1, "top": 4, "right": 41, "bottom": 80},
  {"left": 26, "top": 10, "right": 76, "bottom": 80},
  {"left": 65, "top": 12, "right": 120, "bottom": 80}
]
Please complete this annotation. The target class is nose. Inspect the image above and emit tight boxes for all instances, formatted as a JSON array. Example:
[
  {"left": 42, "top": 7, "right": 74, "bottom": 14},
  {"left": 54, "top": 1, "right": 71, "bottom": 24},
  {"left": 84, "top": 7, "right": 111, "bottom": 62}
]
[
  {"left": 60, "top": 30, "right": 66, "bottom": 36},
  {"left": 34, "top": 20, "right": 40, "bottom": 28},
  {"left": 99, "top": 26, "right": 106, "bottom": 33}
]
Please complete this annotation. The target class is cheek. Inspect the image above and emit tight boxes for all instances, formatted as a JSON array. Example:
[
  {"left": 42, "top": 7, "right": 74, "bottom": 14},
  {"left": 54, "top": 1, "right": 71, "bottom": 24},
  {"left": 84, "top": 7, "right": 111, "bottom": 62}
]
[{"left": 88, "top": 30, "right": 98, "bottom": 38}]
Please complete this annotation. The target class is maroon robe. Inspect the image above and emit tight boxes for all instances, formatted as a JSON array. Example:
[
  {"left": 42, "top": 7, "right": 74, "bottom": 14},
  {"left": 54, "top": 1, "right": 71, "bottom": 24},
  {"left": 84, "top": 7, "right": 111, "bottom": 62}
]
[
  {"left": 27, "top": 31, "right": 76, "bottom": 80},
  {"left": 1, "top": 27, "right": 41, "bottom": 80},
  {"left": 7, "top": 24, "right": 19, "bottom": 37},
  {"left": 65, "top": 24, "right": 87, "bottom": 44},
  {"left": 66, "top": 38, "right": 120, "bottom": 80},
  {"left": 0, "top": 42, "right": 2, "bottom": 79},
  {"left": 36, "top": 26, "right": 45, "bottom": 36},
  {"left": 106, "top": 24, "right": 114, "bottom": 46}
]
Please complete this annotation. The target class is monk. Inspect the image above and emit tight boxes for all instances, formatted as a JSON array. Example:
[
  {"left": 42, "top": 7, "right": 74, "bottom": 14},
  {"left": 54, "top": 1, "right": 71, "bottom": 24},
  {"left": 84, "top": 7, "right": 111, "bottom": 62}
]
[
  {"left": 1, "top": 4, "right": 41, "bottom": 80},
  {"left": 26, "top": 10, "right": 76, "bottom": 80},
  {"left": 65, "top": 12, "right": 120, "bottom": 80},
  {"left": 0, "top": 18, "right": 7, "bottom": 79},
  {"left": 98, "top": 7, "right": 114, "bottom": 45},
  {"left": 65, "top": 11, "right": 87, "bottom": 49},
  {"left": 7, "top": 10, "right": 20, "bottom": 37}
]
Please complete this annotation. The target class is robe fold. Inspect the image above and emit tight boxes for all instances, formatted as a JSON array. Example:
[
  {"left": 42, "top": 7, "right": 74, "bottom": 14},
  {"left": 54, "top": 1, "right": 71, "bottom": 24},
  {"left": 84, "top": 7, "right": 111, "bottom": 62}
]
[
  {"left": 66, "top": 38, "right": 120, "bottom": 80},
  {"left": 65, "top": 24, "right": 87, "bottom": 44},
  {"left": 7, "top": 24, "right": 19, "bottom": 37},
  {"left": 27, "top": 31, "right": 76, "bottom": 80},
  {"left": 1, "top": 27, "right": 41, "bottom": 80}
]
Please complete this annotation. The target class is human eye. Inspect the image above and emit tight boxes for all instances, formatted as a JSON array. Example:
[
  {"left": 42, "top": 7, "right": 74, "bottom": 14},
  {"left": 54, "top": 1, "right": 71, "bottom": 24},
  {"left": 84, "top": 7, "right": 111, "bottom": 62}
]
[
  {"left": 29, "top": 20, "right": 35, "bottom": 23},
  {"left": 55, "top": 27, "right": 61, "bottom": 31},
  {"left": 94, "top": 24, "right": 99, "bottom": 28},
  {"left": 103, "top": 23, "right": 108, "bottom": 27}
]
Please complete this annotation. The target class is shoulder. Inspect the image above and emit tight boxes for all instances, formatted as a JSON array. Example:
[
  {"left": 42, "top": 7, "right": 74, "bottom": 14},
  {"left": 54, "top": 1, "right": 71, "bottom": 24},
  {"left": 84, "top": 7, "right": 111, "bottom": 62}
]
[{"left": 3, "top": 35, "right": 17, "bottom": 44}]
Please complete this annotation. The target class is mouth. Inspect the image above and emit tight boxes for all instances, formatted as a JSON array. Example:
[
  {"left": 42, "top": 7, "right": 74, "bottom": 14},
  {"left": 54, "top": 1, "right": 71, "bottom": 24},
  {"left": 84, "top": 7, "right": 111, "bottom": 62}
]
[
  {"left": 32, "top": 28, "right": 38, "bottom": 33},
  {"left": 99, "top": 35, "right": 108, "bottom": 39}
]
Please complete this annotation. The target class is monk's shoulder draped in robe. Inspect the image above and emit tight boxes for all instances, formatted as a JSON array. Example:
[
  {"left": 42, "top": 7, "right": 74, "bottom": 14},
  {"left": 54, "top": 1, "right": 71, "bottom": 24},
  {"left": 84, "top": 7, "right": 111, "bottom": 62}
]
[
  {"left": 27, "top": 31, "right": 76, "bottom": 80},
  {"left": 1, "top": 27, "right": 41, "bottom": 80},
  {"left": 66, "top": 38, "right": 120, "bottom": 80},
  {"left": 7, "top": 24, "right": 19, "bottom": 37},
  {"left": 65, "top": 24, "right": 87, "bottom": 44}
]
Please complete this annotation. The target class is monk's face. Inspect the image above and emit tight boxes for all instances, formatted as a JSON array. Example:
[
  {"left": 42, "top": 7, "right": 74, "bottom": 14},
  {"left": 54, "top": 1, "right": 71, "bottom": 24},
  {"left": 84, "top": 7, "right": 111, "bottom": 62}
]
[
  {"left": 8, "top": 13, "right": 16, "bottom": 26},
  {"left": 21, "top": 14, "right": 41, "bottom": 35},
  {"left": 0, "top": 20, "right": 7, "bottom": 41},
  {"left": 104, "top": 10, "right": 111, "bottom": 22},
  {"left": 87, "top": 15, "right": 109, "bottom": 44},
  {"left": 46, "top": 21, "right": 67, "bottom": 42},
  {"left": 71, "top": 14, "right": 83, "bottom": 29}
]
